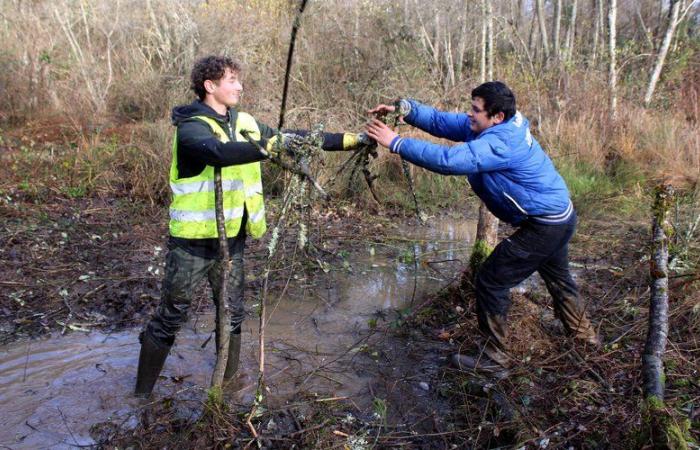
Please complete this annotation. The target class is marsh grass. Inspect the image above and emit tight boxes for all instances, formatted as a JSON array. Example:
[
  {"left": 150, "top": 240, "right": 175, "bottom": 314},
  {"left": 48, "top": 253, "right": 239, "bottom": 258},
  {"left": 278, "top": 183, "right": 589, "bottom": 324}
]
[{"left": 0, "top": 0, "right": 698, "bottom": 214}]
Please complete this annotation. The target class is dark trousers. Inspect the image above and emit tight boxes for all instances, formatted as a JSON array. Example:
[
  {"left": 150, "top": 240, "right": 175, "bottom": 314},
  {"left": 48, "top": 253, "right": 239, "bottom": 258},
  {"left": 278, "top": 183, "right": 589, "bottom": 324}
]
[
  {"left": 145, "top": 229, "right": 246, "bottom": 347},
  {"left": 475, "top": 211, "right": 597, "bottom": 365}
]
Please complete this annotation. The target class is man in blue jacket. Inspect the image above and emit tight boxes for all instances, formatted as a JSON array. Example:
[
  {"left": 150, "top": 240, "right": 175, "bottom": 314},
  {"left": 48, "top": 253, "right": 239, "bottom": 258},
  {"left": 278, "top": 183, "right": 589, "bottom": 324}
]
[{"left": 366, "top": 81, "right": 598, "bottom": 371}]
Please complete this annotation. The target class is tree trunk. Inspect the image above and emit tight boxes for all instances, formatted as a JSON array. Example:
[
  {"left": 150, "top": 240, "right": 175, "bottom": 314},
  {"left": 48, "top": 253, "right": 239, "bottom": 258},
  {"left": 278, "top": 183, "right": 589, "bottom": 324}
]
[
  {"left": 608, "top": 0, "right": 617, "bottom": 120},
  {"left": 640, "top": 184, "right": 691, "bottom": 449},
  {"left": 642, "top": 184, "right": 672, "bottom": 401},
  {"left": 469, "top": 203, "right": 499, "bottom": 273},
  {"left": 455, "top": 0, "right": 469, "bottom": 82},
  {"left": 480, "top": 0, "right": 487, "bottom": 82},
  {"left": 537, "top": 0, "right": 550, "bottom": 58},
  {"left": 528, "top": 6, "right": 540, "bottom": 59},
  {"left": 591, "top": 0, "right": 601, "bottom": 66},
  {"left": 445, "top": 24, "right": 455, "bottom": 88},
  {"left": 487, "top": 0, "right": 494, "bottom": 80},
  {"left": 210, "top": 167, "right": 231, "bottom": 392},
  {"left": 511, "top": 0, "right": 524, "bottom": 32},
  {"left": 643, "top": 0, "right": 681, "bottom": 107},
  {"left": 476, "top": 203, "right": 499, "bottom": 247},
  {"left": 471, "top": 0, "right": 500, "bottom": 274},
  {"left": 563, "top": 0, "right": 578, "bottom": 61},
  {"left": 554, "top": 0, "right": 562, "bottom": 58}
]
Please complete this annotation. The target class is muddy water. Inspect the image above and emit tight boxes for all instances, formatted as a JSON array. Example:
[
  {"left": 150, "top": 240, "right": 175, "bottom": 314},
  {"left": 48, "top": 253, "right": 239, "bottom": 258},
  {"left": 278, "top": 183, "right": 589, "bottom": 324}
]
[{"left": 0, "top": 218, "right": 476, "bottom": 448}]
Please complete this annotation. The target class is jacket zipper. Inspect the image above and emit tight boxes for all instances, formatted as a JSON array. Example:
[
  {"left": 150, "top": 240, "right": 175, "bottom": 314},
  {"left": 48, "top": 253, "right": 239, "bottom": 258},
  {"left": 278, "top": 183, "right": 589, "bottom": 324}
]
[
  {"left": 227, "top": 122, "right": 235, "bottom": 142},
  {"left": 503, "top": 191, "right": 528, "bottom": 215}
]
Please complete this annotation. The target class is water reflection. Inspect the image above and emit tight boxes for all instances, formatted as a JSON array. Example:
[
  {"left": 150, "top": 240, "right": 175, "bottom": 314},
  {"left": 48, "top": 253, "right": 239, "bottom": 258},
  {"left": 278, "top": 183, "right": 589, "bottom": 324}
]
[{"left": 0, "top": 217, "right": 477, "bottom": 448}]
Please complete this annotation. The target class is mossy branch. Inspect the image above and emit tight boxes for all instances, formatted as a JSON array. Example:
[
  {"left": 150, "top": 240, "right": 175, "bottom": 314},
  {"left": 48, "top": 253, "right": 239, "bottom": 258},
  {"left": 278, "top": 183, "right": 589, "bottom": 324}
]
[
  {"left": 210, "top": 167, "right": 232, "bottom": 403},
  {"left": 468, "top": 238, "right": 494, "bottom": 275},
  {"left": 374, "top": 109, "right": 426, "bottom": 223},
  {"left": 240, "top": 129, "right": 328, "bottom": 200},
  {"left": 641, "top": 184, "right": 693, "bottom": 449},
  {"left": 244, "top": 124, "right": 324, "bottom": 442},
  {"left": 643, "top": 184, "right": 673, "bottom": 401}
]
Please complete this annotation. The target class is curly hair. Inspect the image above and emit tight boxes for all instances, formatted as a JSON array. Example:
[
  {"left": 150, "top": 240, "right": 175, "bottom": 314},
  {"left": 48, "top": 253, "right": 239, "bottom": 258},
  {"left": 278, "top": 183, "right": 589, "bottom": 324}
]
[{"left": 190, "top": 55, "right": 242, "bottom": 100}]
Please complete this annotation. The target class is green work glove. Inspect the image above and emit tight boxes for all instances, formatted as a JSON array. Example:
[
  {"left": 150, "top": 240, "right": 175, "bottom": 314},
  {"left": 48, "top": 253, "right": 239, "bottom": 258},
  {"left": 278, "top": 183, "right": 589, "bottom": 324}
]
[{"left": 342, "top": 132, "right": 374, "bottom": 150}]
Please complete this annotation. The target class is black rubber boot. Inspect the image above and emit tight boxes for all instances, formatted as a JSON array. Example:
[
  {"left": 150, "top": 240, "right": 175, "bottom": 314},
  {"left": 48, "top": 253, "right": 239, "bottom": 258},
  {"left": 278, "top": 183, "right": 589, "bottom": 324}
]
[
  {"left": 134, "top": 332, "right": 171, "bottom": 398},
  {"left": 223, "top": 332, "right": 242, "bottom": 381}
]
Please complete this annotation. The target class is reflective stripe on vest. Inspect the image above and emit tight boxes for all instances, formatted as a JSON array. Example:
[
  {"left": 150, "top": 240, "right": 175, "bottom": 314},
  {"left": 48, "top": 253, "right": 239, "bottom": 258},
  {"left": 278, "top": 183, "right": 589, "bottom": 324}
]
[
  {"left": 168, "top": 112, "right": 267, "bottom": 239},
  {"left": 170, "top": 179, "right": 245, "bottom": 196}
]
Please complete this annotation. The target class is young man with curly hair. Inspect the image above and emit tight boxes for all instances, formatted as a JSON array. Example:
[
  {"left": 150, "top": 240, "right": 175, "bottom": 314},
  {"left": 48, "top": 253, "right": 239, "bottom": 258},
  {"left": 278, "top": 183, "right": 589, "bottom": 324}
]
[
  {"left": 366, "top": 81, "right": 599, "bottom": 371},
  {"left": 135, "top": 55, "right": 370, "bottom": 397}
]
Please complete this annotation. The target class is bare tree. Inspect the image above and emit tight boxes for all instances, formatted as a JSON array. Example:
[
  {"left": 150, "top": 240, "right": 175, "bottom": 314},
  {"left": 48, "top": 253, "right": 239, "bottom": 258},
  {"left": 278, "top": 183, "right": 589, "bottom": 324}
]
[
  {"left": 470, "top": 0, "right": 500, "bottom": 273},
  {"left": 487, "top": 0, "right": 494, "bottom": 79},
  {"left": 590, "top": 0, "right": 603, "bottom": 66},
  {"left": 562, "top": 0, "right": 578, "bottom": 61},
  {"left": 53, "top": 0, "right": 119, "bottom": 116},
  {"left": 608, "top": 0, "right": 617, "bottom": 120},
  {"left": 455, "top": 0, "right": 470, "bottom": 82},
  {"left": 537, "top": 0, "right": 551, "bottom": 58},
  {"left": 480, "top": 0, "right": 487, "bottom": 82},
  {"left": 643, "top": 0, "right": 681, "bottom": 107},
  {"left": 554, "top": 0, "right": 562, "bottom": 58}
]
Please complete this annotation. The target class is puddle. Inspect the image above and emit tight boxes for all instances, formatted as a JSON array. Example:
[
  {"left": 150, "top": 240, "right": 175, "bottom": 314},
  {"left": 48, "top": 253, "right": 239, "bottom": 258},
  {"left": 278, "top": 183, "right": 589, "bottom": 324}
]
[{"left": 0, "top": 218, "right": 476, "bottom": 448}]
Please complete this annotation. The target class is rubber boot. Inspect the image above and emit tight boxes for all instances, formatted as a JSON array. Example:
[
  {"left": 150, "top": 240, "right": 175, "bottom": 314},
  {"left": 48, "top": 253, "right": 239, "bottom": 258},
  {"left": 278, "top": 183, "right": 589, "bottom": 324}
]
[
  {"left": 134, "top": 332, "right": 171, "bottom": 398},
  {"left": 223, "top": 332, "right": 242, "bottom": 381}
]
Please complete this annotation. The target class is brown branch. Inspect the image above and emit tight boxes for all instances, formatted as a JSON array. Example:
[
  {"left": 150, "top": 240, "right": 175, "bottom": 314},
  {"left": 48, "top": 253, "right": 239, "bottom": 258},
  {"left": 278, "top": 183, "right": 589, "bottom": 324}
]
[
  {"left": 210, "top": 167, "right": 231, "bottom": 390},
  {"left": 240, "top": 130, "right": 328, "bottom": 200}
]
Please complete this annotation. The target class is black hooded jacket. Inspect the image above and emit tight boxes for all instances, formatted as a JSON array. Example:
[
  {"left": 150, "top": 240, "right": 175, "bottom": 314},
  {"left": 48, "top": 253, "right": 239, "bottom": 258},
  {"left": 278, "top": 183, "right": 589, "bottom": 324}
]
[{"left": 169, "top": 100, "right": 346, "bottom": 258}]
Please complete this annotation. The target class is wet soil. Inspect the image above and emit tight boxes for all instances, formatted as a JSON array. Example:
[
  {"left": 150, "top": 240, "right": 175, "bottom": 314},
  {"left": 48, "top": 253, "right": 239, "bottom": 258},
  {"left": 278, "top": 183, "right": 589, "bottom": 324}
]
[
  {"left": 0, "top": 189, "right": 480, "bottom": 448},
  {"left": 1, "top": 150, "right": 698, "bottom": 447}
]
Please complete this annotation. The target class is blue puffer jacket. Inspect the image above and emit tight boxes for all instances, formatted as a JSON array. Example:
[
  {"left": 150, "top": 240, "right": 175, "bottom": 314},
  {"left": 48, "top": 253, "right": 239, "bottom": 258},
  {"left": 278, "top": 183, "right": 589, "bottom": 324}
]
[{"left": 389, "top": 99, "right": 573, "bottom": 226}]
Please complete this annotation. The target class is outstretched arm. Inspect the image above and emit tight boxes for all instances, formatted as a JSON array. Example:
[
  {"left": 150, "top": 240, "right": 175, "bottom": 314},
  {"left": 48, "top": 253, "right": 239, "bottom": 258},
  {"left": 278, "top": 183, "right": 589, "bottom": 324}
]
[
  {"left": 365, "top": 117, "right": 511, "bottom": 176},
  {"left": 257, "top": 120, "right": 370, "bottom": 151},
  {"left": 178, "top": 120, "right": 267, "bottom": 167},
  {"left": 402, "top": 99, "right": 477, "bottom": 142}
]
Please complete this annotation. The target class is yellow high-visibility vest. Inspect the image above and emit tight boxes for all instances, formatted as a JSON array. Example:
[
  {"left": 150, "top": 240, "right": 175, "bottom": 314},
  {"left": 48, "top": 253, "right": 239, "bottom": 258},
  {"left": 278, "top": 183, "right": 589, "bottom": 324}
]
[{"left": 168, "top": 113, "right": 267, "bottom": 239}]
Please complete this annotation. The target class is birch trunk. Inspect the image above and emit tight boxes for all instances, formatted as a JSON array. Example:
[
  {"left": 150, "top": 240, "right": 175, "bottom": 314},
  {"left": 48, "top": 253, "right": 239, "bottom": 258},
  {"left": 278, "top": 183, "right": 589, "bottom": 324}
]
[
  {"left": 455, "top": 0, "right": 469, "bottom": 82},
  {"left": 487, "top": 0, "right": 494, "bottom": 80},
  {"left": 563, "top": 0, "right": 578, "bottom": 61},
  {"left": 537, "top": 0, "right": 550, "bottom": 58},
  {"left": 480, "top": 0, "right": 487, "bottom": 82},
  {"left": 554, "top": 0, "right": 562, "bottom": 59},
  {"left": 638, "top": 185, "right": 689, "bottom": 448},
  {"left": 642, "top": 184, "right": 672, "bottom": 402},
  {"left": 591, "top": 0, "right": 601, "bottom": 65},
  {"left": 608, "top": 0, "right": 617, "bottom": 120},
  {"left": 643, "top": 0, "right": 681, "bottom": 107},
  {"left": 528, "top": 7, "right": 539, "bottom": 58},
  {"left": 471, "top": 0, "right": 499, "bottom": 274}
]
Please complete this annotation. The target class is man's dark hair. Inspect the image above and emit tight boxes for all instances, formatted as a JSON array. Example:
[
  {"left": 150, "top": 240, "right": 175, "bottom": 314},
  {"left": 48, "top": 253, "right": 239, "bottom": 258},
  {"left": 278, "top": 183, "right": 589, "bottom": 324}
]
[
  {"left": 190, "top": 55, "right": 242, "bottom": 100},
  {"left": 471, "top": 81, "right": 516, "bottom": 121}
]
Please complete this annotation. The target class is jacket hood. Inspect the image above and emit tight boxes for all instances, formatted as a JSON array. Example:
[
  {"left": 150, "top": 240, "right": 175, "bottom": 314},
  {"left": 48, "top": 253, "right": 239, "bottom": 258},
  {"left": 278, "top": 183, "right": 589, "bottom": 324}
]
[
  {"left": 171, "top": 100, "right": 233, "bottom": 126},
  {"left": 483, "top": 111, "right": 531, "bottom": 148}
]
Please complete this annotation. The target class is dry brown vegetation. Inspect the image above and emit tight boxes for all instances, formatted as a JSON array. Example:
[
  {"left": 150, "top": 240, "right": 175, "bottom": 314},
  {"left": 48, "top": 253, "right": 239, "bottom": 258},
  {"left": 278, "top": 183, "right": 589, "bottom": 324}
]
[{"left": 0, "top": 0, "right": 698, "bottom": 206}]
